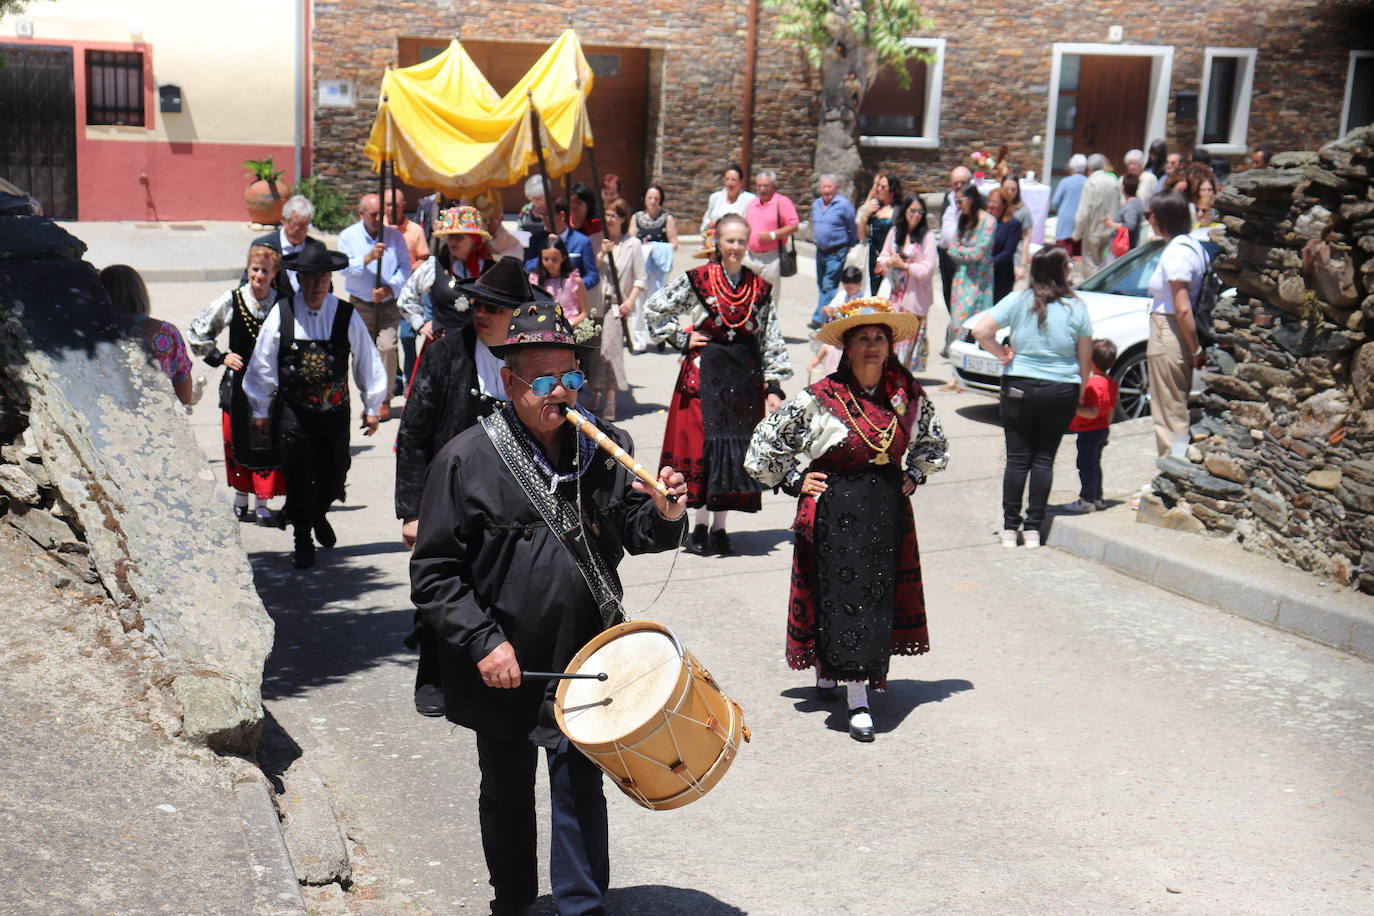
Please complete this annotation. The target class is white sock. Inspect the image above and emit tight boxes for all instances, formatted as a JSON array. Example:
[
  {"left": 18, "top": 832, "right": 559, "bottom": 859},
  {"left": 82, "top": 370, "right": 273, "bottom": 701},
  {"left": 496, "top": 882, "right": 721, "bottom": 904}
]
[
  {"left": 233, "top": 492, "right": 249, "bottom": 509},
  {"left": 846, "top": 682, "right": 868, "bottom": 710},
  {"left": 694, "top": 507, "right": 709, "bottom": 528},
  {"left": 816, "top": 676, "right": 836, "bottom": 688},
  {"left": 711, "top": 510, "right": 728, "bottom": 532}
]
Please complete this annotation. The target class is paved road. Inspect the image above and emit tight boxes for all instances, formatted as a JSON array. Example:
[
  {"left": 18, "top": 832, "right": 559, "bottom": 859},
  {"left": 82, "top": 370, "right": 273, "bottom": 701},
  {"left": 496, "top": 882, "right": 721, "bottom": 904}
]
[{"left": 151, "top": 270, "right": 1374, "bottom": 916}]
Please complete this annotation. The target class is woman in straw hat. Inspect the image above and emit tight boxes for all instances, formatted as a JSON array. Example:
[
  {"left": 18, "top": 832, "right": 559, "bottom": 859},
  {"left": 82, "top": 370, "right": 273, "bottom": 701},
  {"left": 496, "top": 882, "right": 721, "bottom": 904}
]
[
  {"left": 746, "top": 297, "right": 948, "bottom": 742},
  {"left": 398, "top": 205, "right": 492, "bottom": 345}
]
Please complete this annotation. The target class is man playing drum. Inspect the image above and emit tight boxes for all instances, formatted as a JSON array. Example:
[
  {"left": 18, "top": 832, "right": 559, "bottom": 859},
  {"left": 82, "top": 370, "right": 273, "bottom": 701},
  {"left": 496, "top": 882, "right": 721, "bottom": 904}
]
[{"left": 410, "top": 294, "right": 687, "bottom": 916}]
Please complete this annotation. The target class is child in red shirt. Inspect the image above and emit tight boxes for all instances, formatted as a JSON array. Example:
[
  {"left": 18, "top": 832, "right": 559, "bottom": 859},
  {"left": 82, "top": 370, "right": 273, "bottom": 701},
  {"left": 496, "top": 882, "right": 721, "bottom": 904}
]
[{"left": 1064, "top": 339, "right": 1120, "bottom": 512}]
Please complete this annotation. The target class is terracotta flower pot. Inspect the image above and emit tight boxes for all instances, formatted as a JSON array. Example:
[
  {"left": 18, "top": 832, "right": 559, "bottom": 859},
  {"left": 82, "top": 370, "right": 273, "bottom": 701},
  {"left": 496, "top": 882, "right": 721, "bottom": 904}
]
[{"left": 244, "top": 179, "right": 290, "bottom": 224}]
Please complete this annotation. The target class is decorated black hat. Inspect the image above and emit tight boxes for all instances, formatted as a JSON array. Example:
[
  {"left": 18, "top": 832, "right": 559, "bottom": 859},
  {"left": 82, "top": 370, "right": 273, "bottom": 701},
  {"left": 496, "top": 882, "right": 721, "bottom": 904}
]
[
  {"left": 281, "top": 245, "right": 349, "bottom": 274},
  {"left": 488, "top": 284, "right": 594, "bottom": 358},
  {"left": 456, "top": 256, "right": 551, "bottom": 311}
]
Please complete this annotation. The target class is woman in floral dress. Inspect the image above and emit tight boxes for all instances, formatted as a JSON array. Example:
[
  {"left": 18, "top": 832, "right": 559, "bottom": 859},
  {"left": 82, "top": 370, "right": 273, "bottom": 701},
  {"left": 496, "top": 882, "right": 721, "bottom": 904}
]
[
  {"left": 746, "top": 298, "right": 947, "bottom": 742},
  {"left": 942, "top": 184, "right": 997, "bottom": 389}
]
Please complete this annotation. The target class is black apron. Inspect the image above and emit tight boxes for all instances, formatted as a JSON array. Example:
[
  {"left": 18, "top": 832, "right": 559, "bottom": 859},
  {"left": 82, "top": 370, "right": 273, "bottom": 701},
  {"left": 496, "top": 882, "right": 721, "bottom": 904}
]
[{"left": 224, "top": 289, "right": 282, "bottom": 470}]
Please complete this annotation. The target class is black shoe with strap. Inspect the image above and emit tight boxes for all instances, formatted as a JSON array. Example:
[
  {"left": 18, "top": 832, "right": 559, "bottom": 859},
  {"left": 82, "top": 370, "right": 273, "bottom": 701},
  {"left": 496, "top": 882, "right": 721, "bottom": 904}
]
[
  {"left": 292, "top": 539, "right": 316, "bottom": 569},
  {"left": 848, "top": 706, "right": 875, "bottom": 742},
  {"left": 234, "top": 504, "right": 254, "bottom": 523},
  {"left": 710, "top": 528, "right": 735, "bottom": 557},
  {"left": 313, "top": 514, "right": 337, "bottom": 549},
  {"left": 685, "top": 524, "right": 709, "bottom": 555}
]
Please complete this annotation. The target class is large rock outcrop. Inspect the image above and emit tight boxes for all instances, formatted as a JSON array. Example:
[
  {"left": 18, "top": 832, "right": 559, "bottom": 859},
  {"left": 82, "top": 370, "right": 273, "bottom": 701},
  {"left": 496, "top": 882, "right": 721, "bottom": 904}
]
[
  {"left": 0, "top": 217, "right": 273, "bottom": 751},
  {"left": 1145, "top": 126, "right": 1374, "bottom": 595}
]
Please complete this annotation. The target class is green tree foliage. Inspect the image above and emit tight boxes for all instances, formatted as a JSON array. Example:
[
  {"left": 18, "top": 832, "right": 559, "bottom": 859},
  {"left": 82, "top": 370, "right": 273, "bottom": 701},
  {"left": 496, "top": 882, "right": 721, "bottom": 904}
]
[
  {"left": 292, "top": 176, "right": 350, "bottom": 233},
  {"left": 763, "top": 0, "right": 932, "bottom": 89}
]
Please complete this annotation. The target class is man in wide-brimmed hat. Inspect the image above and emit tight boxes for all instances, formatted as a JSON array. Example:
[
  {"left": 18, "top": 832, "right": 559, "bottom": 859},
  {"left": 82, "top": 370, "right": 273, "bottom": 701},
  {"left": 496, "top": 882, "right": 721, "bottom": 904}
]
[
  {"left": 395, "top": 256, "right": 550, "bottom": 718},
  {"left": 410, "top": 294, "right": 687, "bottom": 916},
  {"left": 244, "top": 245, "right": 388, "bottom": 569}
]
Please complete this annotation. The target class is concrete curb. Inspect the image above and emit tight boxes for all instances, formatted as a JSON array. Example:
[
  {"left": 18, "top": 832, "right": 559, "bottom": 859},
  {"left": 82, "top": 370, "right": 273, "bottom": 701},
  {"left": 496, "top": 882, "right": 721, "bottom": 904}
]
[
  {"left": 141, "top": 267, "right": 243, "bottom": 283},
  {"left": 234, "top": 779, "right": 309, "bottom": 915},
  {"left": 1047, "top": 511, "right": 1374, "bottom": 663}
]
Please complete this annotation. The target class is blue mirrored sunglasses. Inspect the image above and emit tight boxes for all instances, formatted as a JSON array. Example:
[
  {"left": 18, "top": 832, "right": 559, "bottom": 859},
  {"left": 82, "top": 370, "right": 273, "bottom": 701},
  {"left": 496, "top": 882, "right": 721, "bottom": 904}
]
[{"left": 514, "top": 369, "right": 585, "bottom": 397}]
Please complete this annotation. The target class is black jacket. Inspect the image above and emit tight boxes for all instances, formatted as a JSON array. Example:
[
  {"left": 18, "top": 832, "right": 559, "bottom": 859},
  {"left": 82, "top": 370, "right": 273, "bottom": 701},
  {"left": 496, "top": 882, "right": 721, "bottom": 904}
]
[
  {"left": 393, "top": 325, "right": 491, "bottom": 520},
  {"left": 409, "top": 418, "right": 684, "bottom": 745},
  {"left": 244, "top": 231, "right": 327, "bottom": 300}
]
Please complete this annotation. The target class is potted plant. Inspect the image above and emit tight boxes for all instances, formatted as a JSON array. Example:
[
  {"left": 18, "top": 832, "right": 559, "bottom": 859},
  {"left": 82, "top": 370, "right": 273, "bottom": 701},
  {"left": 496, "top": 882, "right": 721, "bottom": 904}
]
[{"left": 243, "top": 157, "right": 289, "bottom": 225}]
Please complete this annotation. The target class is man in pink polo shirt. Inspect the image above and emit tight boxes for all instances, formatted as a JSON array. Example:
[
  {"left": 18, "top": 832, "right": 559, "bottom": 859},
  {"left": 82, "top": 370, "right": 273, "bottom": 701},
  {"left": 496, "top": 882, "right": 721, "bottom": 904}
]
[{"left": 744, "top": 170, "right": 800, "bottom": 297}]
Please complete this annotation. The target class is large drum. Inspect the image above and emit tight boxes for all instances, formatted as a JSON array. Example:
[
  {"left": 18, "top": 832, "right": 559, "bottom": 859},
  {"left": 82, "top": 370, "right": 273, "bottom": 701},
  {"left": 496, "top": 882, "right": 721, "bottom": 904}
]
[{"left": 554, "top": 620, "right": 749, "bottom": 811}]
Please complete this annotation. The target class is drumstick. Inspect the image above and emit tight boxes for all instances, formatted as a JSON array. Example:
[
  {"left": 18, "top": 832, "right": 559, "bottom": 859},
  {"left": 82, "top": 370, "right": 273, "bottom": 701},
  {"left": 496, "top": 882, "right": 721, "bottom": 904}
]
[
  {"left": 560, "top": 406, "right": 670, "bottom": 496},
  {"left": 522, "top": 670, "right": 609, "bottom": 681}
]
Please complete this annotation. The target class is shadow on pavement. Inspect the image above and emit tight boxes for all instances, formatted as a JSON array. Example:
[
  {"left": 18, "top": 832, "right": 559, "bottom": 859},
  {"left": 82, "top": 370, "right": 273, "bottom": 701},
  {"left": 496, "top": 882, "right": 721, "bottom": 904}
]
[
  {"left": 617, "top": 396, "right": 670, "bottom": 421},
  {"left": 955, "top": 402, "right": 1002, "bottom": 426},
  {"left": 249, "top": 544, "right": 413, "bottom": 700},
  {"left": 255, "top": 710, "right": 303, "bottom": 794},
  {"left": 781, "top": 677, "right": 974, "bottom": 735},
  {"left": 531, "top": 885, "right": 746, "bottom": 915},
  {"left": 715, "top": 526, "right": 792, "bottom": 557}
]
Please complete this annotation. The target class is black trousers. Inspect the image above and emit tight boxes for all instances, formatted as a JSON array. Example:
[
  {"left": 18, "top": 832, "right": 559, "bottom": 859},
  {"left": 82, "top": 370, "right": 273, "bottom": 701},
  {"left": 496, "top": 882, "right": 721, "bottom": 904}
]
[
  {"left": 475, "top": 732, "right": 609, "bottom": 915},
  {"left": 999, "top": 376, "right": 1079, "bottom": 532},
  {"left": 937, "top": 247, "right": 956, "bottom": 315},
  {"left": 1076, "top": 426, "right": 1110, "bottom": 502},
  {"left": 279, "top": 404, "right": 350, "bottom": 531}
]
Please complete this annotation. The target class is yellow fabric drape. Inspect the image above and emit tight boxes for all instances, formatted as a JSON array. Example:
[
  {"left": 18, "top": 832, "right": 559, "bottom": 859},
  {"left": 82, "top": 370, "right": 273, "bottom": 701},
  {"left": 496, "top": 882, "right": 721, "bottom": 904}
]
[{"left": 363, "top": 30, "right": 595, "bottom": 198}]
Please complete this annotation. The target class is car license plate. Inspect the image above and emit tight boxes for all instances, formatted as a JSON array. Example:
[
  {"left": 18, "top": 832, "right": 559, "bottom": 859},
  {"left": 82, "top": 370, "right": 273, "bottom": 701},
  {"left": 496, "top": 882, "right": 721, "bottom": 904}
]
[{"left": 961, "top": 353, "right": 1001, "bottom": 376}]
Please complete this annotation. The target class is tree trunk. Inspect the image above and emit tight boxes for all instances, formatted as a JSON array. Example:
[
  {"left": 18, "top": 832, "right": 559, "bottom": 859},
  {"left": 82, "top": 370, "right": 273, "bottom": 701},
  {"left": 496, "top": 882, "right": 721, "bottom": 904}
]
[{"left": 813, "top": 2, "right": 878, "bottom": 204}]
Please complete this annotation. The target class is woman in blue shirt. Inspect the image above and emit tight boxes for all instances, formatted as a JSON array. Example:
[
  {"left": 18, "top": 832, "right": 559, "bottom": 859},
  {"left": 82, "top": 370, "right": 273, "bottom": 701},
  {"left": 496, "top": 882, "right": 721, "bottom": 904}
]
[{"left": 972, "top": 246, "right": 1093, "bottom": 548}]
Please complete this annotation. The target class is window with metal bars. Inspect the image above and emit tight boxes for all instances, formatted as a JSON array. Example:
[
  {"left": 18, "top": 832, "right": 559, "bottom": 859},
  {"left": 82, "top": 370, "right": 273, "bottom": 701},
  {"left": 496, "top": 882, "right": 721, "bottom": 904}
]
[{"left": 85, "top": 50, "right": 145, "bottom": 126}]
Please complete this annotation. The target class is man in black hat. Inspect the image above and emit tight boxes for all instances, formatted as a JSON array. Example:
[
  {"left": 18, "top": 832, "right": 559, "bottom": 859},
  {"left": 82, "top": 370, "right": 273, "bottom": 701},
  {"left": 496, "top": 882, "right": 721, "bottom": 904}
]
[
  {"left": 244, "top": 245, "right": 389, "bottom": 569},
  {"left": 410, "top": 296, "right": 687, "bottom": 916},
  {"left": 396, "top": 256, "right": 551, "bottom": 717}
]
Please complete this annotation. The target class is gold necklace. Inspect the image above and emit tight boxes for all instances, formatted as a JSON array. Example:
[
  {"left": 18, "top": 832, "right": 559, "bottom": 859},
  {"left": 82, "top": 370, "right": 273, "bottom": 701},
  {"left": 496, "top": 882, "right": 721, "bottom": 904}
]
[{"left": 835, "top": 388, "right": 898, "bottom": 465}]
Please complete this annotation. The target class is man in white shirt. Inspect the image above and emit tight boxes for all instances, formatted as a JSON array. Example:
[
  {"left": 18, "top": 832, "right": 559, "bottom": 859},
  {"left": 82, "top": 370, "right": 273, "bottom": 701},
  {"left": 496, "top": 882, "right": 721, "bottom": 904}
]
[
  {"left": 245, "top": 246, "right": 389, "bottom": 568},
  {"left": 338, "top": 193, "right": 412, "bottom": 420},
  {"left": 699, "top": 163, "right": 757, "bottom": 237}
]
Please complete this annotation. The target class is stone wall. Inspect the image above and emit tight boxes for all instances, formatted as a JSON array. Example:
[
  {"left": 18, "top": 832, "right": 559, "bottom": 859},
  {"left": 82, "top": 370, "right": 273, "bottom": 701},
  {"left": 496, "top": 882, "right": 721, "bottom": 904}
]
[
  {"left": 311, "top": 2, "right": 1366, "bottom": 225},
  {"left": 0, "top": 216, "right": 276, "bottom": 751},
  {"left": 1146, "top": 126, "right": 1374, "bottom": 594}
]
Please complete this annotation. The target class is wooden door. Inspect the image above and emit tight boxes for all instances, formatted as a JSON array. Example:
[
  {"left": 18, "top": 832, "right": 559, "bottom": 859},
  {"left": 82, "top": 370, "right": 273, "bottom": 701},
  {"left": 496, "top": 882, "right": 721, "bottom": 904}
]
[
  {"left": 1074, "top": 55, "right": 1152, "bottom": 173},
  {"left": 0, "top": 45, "right": 78, "bottom": 219},
  {"left": 397, "top": 39, "right": 650, "bottom": 214}
]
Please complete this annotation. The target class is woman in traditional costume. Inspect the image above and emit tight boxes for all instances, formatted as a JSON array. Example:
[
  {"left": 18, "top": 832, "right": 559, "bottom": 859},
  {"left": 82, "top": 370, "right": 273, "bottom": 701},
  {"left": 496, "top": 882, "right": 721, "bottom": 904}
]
[
  {"left": 397, "top": 205, "right": 492, "bottom": 344},
  {"left": 187, "top": 244, "right": 288, "bottom": 524},
  {"left": 745, "top": 298, "right": 948, "bottom": 742},
  {"left": 645, "top": 213, "right": 791, "bottom": 556}
]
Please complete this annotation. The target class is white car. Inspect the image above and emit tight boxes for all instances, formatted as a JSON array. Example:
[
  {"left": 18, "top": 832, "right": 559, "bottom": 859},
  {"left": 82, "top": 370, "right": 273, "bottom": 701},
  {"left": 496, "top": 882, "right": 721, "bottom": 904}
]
[{"left": 948, "top": 238, "right": 1216, "bottom": 420}]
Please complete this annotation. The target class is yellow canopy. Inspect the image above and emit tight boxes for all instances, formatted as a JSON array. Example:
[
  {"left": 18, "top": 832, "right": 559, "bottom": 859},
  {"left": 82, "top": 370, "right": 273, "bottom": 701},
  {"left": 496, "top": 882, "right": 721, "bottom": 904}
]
[{"left": 363, "top": 30, "right": 595, "bottom": 198}]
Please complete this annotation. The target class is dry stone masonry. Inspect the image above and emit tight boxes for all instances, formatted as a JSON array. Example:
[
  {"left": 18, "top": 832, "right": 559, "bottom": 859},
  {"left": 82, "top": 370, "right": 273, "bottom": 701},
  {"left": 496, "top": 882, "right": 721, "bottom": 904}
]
[
  {"left": 1146, "top": 127, "right": 1374, "bottom": 595},
  {"left": 0, "top": 216, "right": 275, "bottom": 752}
]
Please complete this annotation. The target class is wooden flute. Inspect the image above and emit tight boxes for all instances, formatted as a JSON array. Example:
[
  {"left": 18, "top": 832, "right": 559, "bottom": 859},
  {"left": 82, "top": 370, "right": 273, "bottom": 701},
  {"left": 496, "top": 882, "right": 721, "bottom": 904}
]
[{"left": 561, "top": 406, "right": 670, "bottom": 496}]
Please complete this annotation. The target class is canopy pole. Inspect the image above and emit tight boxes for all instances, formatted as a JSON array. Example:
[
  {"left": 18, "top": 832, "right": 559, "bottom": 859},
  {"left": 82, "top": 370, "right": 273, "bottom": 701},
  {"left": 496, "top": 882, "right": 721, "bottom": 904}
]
[
  {"left": 526, "top": 91, "right": 555, "bottom": 222},
  {"left": 376, "top": 90, "right": 389, "bottom": 289},
  {"left": 577, "top": 110, "right": 628, "bottom": 348}
]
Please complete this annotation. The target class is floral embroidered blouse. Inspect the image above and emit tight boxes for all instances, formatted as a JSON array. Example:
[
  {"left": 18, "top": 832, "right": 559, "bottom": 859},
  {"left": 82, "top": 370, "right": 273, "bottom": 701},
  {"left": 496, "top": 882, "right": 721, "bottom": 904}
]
[
  {"left": 744, "top": 379, "right": 948, "bottom": 494},
  {"left": 642, "top": 268, "right": 793, "bottom": 384},
  {"left": 186, "top": 283, "right": 277, "bottom": 362}
]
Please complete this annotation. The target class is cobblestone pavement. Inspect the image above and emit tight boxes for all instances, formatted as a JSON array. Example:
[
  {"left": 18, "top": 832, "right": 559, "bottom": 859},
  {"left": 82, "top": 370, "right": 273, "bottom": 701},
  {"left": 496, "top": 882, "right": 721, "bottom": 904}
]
[{"left": 149, "top": 263, "right": 1374, "bottom": 916}]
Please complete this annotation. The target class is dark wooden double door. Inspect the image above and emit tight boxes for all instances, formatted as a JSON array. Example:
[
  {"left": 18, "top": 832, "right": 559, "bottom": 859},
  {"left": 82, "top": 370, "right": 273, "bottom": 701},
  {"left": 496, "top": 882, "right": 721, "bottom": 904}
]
[
  {"left": 0, "top": 44, "right": 78, "bottom": 219},
  {"left": 1063, "top": 55, "right": 1152, "bottom": 175}
]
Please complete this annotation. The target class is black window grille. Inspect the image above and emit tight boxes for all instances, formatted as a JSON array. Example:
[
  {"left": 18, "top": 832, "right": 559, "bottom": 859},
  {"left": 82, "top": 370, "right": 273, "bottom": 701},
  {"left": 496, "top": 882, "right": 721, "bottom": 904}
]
[{"left": 86, "top": 50, "right": 145, "bottom": 126}]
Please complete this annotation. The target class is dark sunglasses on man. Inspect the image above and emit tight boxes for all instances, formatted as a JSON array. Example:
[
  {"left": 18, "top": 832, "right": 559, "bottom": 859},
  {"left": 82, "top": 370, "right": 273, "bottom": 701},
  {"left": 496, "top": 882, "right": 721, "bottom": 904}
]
[{"left": 511, "top": 369, "right": 586, "bottom": 397}]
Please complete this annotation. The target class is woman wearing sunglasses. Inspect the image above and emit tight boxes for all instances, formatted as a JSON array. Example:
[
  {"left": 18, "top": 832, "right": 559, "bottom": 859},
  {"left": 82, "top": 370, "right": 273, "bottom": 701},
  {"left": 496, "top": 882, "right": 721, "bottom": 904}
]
[
  {"left": 411, "top": 293, "right": 686, "bottom": 916},
  {"left": 644, "top": 212, "right": 793, "bottom": 556}
]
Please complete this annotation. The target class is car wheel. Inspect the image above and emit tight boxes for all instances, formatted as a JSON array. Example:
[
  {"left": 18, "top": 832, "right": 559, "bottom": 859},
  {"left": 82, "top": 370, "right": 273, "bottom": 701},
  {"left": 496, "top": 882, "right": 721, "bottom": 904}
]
[{"left": 1111, "top": 349, "right": 1150, "bottom": 421}]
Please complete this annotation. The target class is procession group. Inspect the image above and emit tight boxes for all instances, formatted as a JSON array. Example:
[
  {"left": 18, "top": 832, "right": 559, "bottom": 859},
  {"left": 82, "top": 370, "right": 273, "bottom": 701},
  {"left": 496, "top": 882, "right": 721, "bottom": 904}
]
[{"left": 173, "top": 160, "right": 1142, "bottom": 916}]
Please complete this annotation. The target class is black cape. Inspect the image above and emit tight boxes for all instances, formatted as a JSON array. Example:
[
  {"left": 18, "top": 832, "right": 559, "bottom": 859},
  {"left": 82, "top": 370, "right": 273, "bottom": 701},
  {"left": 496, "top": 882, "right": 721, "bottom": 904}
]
[
  {"left": 393, "top": 324, "right": 490, "bottom": 520},
  {"left": 409, "top": 417, "right": 684, "bottom": 746}
]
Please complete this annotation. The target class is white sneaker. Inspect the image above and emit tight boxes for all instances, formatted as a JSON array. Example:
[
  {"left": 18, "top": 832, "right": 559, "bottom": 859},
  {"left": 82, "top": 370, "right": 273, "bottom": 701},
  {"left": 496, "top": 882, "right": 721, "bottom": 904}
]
[
  {"left": 999, "top": 529, "right": 1018, "bottom": 549},
  {"left": 1024, "top": 530, "right": 1041, "bottom": 549},
  {"left": 1062, "top": 498, "right": 1095, "bottom": 513}
]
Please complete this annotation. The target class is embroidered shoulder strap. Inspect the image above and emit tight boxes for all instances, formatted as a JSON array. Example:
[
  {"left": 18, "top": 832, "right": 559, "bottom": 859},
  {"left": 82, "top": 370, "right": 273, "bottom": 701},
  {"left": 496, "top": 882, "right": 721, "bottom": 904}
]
[{"left": 480, "top": 409, "right": 623, "bottom": 628}]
